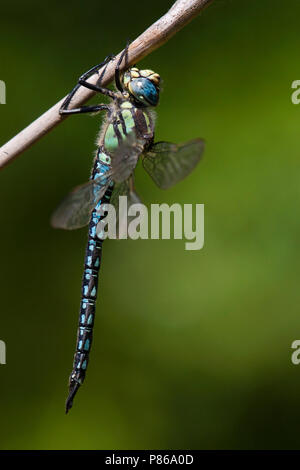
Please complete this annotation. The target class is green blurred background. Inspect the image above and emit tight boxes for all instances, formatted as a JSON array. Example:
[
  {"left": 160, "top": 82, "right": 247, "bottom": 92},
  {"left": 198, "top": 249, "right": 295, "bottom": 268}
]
[{"left": 0, "top": 0, "right": 300, "bottom": 450}]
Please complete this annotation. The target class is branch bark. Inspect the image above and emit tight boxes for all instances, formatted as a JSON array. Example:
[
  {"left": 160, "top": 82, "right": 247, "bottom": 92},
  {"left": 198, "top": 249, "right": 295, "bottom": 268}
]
[{"left": 0, "top": 0, "right": 213, "bottom": 169}]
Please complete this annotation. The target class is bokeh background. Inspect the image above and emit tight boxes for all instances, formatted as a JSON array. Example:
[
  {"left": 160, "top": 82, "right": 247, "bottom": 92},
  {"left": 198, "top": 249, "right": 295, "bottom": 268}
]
[{"left": 0, "top": 0, "right": 300, "bottom": 450}]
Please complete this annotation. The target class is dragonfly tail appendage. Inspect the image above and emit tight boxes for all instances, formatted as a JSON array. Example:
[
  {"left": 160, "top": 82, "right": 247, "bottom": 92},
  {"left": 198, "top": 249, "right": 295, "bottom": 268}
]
[{"left": 66, "top": 380, "right": 80, "bottom": 413}]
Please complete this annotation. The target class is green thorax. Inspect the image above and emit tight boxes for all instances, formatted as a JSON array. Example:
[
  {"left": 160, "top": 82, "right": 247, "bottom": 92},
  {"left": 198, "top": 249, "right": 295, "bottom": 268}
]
[{"left": 103, "top": 100, "right": 154, "bottom": 154}]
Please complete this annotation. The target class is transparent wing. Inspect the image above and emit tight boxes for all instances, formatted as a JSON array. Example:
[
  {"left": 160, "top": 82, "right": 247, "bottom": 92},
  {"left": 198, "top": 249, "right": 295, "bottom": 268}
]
[
  {"left": 110, "top": 136, "right": 143, "bottom": 183},
  {"left": 110, "top": 179, "right": 131, "bottom": 209},
  {"left": 109, "top": 177, "right": 143, "bottom": 239},
  {"left": 51, "top": 138, "right": 144, "bottom": 231},
  {"left": 51, "top": 172, "right": 112, "bottom": 230},
  {"left": 142, "top": 138, "right": 205, "bottom": 190}
]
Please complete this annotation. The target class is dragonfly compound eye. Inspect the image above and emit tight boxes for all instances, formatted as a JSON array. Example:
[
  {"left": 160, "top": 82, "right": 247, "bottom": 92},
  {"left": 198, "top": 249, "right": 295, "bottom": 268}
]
[
  {"left": 122, "top": 68, "right": 160, "bottom": 107},
  {"left": 129, "top": 77, "right": 159, "bottom": 107}
]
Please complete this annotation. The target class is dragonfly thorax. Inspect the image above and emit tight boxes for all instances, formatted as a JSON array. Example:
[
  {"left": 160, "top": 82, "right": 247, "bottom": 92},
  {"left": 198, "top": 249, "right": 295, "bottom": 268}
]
[
  {"left": 99, "top": 99, "right": 154, "bottom": 155},
  {"left": 122, "top": 67, "right": 160, "bottom": 108}
]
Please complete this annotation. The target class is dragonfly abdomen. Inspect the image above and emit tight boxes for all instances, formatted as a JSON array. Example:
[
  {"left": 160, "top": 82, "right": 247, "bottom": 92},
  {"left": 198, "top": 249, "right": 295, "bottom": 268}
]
[{"left": 66, "top": 154, "right": 113, "bottom": 413}]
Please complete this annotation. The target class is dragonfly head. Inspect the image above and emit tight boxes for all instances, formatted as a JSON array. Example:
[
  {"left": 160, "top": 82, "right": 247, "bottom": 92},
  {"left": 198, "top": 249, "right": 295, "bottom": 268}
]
[{"left": 122, "top": 67, "right": 160, "bottom": 107}]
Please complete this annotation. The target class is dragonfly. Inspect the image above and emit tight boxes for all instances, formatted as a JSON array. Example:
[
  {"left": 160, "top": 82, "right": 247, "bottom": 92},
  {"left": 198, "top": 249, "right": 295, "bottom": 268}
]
[{"left": 51, "top": 45, "right": 205, "bottom": 413}]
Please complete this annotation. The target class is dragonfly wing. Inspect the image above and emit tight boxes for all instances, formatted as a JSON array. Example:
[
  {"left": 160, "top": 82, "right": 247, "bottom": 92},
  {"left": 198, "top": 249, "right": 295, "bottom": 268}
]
[
  {"left": 110, "top": 136, "right": 143, "bottom": 183},
  {"left": 51, "top": 174, "right": 111, "bottom": 230},
  {"left": 142, "top": 138, "right": 205, "bottom": 189},
  {"left": 52, "top": 137, "right": 144, "bottom": 231},
  {"left": 110, "top": 177, "right": 143, "bottom": 238},
  {"left": 110, "top": 179, "right": 131, "bottom": 208}
]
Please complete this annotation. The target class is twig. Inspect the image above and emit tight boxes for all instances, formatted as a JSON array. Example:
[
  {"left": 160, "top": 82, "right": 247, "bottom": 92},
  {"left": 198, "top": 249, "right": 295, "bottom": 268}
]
[{"left": 0, "top": 0, "right": 213, "bottom": 169}]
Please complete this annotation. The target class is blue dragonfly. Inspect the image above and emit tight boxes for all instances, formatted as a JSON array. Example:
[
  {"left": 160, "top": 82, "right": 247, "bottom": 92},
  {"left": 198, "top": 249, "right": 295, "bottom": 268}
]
[{"left": 51, "top": 47, "right": 205, "bottom": 412}]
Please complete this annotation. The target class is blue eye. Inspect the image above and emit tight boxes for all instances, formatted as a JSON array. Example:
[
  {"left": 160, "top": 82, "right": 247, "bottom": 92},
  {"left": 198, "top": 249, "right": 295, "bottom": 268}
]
[{"left": 130, "top": 78, "right": 159, "bottom": 106}]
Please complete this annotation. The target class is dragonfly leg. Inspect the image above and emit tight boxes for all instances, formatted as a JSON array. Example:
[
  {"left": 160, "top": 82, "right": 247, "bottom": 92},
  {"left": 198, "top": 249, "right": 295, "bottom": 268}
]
[
  {"left": 77, "top": 53, "right": 118, "bottom": 99},
  {"left": 114, "top": 40, "right": 131, "bottom": 92},
  {"left": 77, "top": 79, "right": 115, "bottom": 99},
  {"left": 60, "top": 54, "right": 116, "bottom": 112},
  {"left": 60, "top": 104, "right": 110, "bottom": 116},
  {"left": 80, "top": 56, "right": 115, "bottom": 83}
]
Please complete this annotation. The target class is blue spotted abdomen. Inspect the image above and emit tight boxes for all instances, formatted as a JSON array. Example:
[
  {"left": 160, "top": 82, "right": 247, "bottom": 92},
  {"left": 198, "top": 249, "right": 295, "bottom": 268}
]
[
  {"left": 68, "top": 153, "right": 113, "bottom": 388},
  {"left": 67, "top": 103, "right": 154, "bottom": 409}
]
